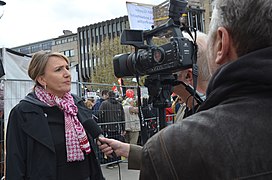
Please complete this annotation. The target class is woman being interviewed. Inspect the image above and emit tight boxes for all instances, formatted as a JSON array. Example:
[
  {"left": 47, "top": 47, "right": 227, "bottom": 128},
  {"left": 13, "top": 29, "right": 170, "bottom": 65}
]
[{"left": 6, "top": 52, "right": 104, "bottom": 180}]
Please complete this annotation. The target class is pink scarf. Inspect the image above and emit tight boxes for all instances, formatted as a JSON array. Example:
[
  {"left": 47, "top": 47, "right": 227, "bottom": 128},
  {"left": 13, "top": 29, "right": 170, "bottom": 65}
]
[{"left": 35, "top": 86, "right": 91, "bottom": 162}]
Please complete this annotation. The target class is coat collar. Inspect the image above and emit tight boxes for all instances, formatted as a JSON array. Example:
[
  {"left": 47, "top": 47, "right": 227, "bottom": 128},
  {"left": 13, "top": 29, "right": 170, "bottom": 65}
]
[
  {"left": 21, "top": 92, "right": 85, "bottom": 152},
  {"left": 19, "top": 93, "right": 86, "bottom": 153},
  {"left": 199, "top": 46, "right": 272, "bottom": 111},
  {"left": 19, "top": 101, "right": 55, "bottom": 152}
]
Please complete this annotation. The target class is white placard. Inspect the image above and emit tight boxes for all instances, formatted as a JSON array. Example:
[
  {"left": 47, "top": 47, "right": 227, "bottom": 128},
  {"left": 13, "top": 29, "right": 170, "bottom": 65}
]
[{"left": 126, "top": 1, "right": 154, "bottom": 30}]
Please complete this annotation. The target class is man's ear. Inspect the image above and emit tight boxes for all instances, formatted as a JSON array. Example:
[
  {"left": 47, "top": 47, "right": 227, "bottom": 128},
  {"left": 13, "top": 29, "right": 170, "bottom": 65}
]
[
  {"left": 185, "top": 69, "right": 193, "bottom": 84},
  {"left": 214, "top": 27, "right": 236, "bottom": 65}
]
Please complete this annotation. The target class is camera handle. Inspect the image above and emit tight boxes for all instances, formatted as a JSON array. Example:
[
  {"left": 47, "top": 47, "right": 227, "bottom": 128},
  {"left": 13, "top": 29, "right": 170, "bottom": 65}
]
[{"left": 144, "top": 73, "right": 177, "bottom": 130}]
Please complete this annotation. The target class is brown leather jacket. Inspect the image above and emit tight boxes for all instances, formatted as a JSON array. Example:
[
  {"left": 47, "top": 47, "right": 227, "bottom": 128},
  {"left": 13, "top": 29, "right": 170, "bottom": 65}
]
[{"left": 139, "top": 47, "right": 272, "bottom": 180}]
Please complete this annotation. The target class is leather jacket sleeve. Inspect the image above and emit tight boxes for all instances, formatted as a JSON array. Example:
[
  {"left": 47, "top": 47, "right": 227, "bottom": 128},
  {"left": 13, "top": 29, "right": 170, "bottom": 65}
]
[
  {"left": 128, "top": 144, "right": 143, "bottom": 170},
  {"left": 139, "top": 142, "right": 158, "bottom": 180}
]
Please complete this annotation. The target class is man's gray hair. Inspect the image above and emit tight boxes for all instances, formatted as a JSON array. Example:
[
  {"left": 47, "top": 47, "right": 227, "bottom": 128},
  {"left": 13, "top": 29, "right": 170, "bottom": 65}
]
[
  {"left": 209, "top": 0, "right": 272, "bottom": 57},
  {"left": 183, "top": 31, "right": 210, "bottom": 82}
]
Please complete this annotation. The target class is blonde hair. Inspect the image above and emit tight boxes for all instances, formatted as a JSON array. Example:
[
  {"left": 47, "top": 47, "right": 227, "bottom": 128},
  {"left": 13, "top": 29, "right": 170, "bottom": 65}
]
[{"left": 28, "top": 51, "right": 69, "bottom": 87}]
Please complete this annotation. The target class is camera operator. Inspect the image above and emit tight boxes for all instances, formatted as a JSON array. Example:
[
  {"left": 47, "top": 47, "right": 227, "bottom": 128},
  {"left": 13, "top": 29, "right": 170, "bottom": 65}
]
[
  {"left": 98, "top": 31, "right": 209, "bottom": 170},
  {"left": 173, "top": 31, "right": 210, "bottom": 119},
  {"left": 139, "top": 0, "right": 272, "bottom": 179}
]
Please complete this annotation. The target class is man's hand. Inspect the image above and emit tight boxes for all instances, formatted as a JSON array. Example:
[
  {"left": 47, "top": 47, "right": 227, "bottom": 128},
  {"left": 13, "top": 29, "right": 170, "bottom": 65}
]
[{"left": 97, "top": 137, "right": 130, "bottom": 158}]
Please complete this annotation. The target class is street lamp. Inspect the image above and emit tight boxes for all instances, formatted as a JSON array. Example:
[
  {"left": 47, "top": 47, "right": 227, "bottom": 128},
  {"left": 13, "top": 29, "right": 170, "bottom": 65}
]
[{"left": 0, "top": 0, "right": 6, "bottom": 19}]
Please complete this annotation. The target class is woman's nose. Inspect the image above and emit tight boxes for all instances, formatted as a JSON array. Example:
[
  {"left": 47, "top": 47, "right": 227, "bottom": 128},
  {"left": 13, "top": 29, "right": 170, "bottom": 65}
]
[{"left": 64, "top": 68, "right": 71, "bottom": 77}]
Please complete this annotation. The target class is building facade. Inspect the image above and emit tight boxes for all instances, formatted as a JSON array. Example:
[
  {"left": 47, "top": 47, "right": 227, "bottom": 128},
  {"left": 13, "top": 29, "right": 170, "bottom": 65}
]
[
  {"left": 77, "top": 16, "right": 129, "bottom": 82},
  {"left": 77, "top": 1, "right": 206, "bottom": 82},
  {"left": 51, "top": 30, "right": 78, "bottom": 66},
  {"left": 11, "top": 39, "right": 53, "bottom": 55},
  {"left": 11, "top": 30, "right": 78, "bottom": 66},
  {"left": 10, "top": 0, "right": 212, "bottom": 83},
  {"left": 203, "top": 0, "right": 213, "bottom": 33}
]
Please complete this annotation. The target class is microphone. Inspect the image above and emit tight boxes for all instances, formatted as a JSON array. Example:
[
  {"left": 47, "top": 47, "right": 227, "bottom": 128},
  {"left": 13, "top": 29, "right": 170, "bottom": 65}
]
[{"left": 82, "top": 118, "right": 118, "bottom": 159}]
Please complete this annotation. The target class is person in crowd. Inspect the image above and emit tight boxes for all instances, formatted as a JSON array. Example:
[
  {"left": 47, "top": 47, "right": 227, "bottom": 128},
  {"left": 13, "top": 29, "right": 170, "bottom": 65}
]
[
  {"left": 171, "top": 94, "right": 186, "bottom": 121},
  {"left": 123, "top": 98, "right": 140, "bottom": 145},
  {"left": 141, "top": 97, "right": 158, "bottom": 140},
  {"left": 92, "top": 89, "right": 109, "bottom": 120},
  {"left": 173, "top": 31, "right": 210, "bottom": 118},
  {"left": 139, "top": 0, "right": 272, "bottom": 179},
  {"left": 98, "top": 30, "right": 210, "bottom": 170},
  {"left": 85, "top": 97, "right": 95, "bottom": 109},
  {"left": 171, "top": 93, "right": 181, "bottom": 114},
  {"left": 98, "top": 90, "right": 125, "bottom": 169},
  {"left": 165, "top": 106, "right": 174, "bottom": 125},
  {"left": 6, "top": 52, "right": 104, "bottom": 180}
]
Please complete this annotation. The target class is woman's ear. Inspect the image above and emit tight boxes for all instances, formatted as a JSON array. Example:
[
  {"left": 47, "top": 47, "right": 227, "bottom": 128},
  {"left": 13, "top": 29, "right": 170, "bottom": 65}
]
[{"left": 37, "top": 76, "right": 46, "bottom": 87}]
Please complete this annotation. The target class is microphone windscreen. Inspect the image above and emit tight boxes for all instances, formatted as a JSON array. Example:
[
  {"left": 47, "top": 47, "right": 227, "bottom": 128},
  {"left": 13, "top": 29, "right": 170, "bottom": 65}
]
[{"left": 82, "top": 118, "right": 103, "bottom": 139}]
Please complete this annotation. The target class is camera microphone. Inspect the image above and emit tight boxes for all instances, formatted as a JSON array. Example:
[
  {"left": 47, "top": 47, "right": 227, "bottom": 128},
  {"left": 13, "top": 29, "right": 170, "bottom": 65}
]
[{"left": 82, "top": 118, "right": 118, "bottom": 159}]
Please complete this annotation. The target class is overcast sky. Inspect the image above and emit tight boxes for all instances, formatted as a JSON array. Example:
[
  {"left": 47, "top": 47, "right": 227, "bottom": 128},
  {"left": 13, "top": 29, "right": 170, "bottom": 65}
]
[{"left": 0, "top": 0, "right": 160, "bottom": 48}]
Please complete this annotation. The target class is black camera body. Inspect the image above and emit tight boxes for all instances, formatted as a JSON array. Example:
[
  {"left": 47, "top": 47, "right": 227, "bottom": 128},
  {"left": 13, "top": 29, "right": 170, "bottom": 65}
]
[
  {"left": 113, "top": 17, "right": 195, "bottom": 78},
  {"left": 113, "top": 0, "right": 194, "bottom": 78},
  {"left": 113, "top": 0, "right": 200, "bottom": 132}
]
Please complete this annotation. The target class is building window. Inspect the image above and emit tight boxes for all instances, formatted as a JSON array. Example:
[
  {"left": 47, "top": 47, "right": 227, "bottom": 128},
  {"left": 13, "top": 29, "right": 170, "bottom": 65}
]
[
  {"left": 95, "top": 28, "right": 99, "bottom": 36},
  {"left": 42, "top": 42, "right": 51, "bottom": 50},
  {"left": 31, "top": 44, "right": 41, "bottom": 53},
  {"left": 80, "top": 31, "right": 83, "bottom": 40},
  {"left": 61, "top": 39, "right": 67, "bottom": 44},
  {"left": 56, "top": 40, "right": 61, "bottom": 45},
  {"left": 117, "top": 22, "right": 120, "bottom": 31},
  {"left": 103, "top": 25, "right": 107, "bottom": 34},
  {"left": 99, "top": 27, "right": 103, "bottom": 35},
  {"left": 113, "top": 23, "right": 116, "bottom": 32},
  {"left": 64, "top": 51, "right": 69, "bottom": 57},
  {"left": 108, "top": 24, "right": 112, "bottom": 33},
  {"left": 81, "top": 46, "right": 84, "bottom": 54},
  {"left": 63, "top": 49, "right": 75, "bottom": 57},
  {"left": 70, "top": 49, "right": 75, "bottom": 57},
  {"left": 92, "top": 29, "right": 95, "bottom": 37},
  {"left": 87, "top": 30, "right": 90, "bottom": 38},
  {"left": 67, "top": 37, "right": 74, "bottom": 42},
  {"left": 19, "top": 47, "right": 30, "bottom": 54},
  {"left": 121, "top": 22, "right": 125, "bottom": 31}
]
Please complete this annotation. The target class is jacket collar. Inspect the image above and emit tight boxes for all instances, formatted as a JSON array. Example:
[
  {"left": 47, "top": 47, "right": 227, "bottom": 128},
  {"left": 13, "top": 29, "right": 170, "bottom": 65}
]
[
  {"left": 199, "top": 46, "right": 272, "bottom": 111},
  {"left": 20, "top": 92, "right": 84, "bottom": 152},
  {"left": 19, "top": 100, "right": 55, "bottom": 152},
  {"left": 23, "top": 91, "right": 83, "bottom": 106}
]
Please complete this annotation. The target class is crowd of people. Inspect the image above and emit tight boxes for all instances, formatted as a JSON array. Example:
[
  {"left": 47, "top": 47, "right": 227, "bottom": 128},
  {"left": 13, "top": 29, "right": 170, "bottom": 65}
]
[{"left": 5, "top": 0, "right": 272, "bottom": 179}]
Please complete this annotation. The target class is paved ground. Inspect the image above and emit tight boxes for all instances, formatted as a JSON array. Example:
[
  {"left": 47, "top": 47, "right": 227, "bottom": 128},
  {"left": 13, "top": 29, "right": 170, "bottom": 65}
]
[{"left": 101, "top": 161, "right": 140, "bottom": 180}]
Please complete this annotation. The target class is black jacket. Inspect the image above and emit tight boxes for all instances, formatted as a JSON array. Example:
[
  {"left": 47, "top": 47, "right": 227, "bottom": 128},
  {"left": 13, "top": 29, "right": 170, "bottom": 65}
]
[
  {"left": 6, "top": 92, "right": 104, "bottom": 180},
  {"left": 98, "top": 98, "right": 125, "bottom": 132},
  {"left": 140, "top": 47, "right": 272, "bottom": 179}
]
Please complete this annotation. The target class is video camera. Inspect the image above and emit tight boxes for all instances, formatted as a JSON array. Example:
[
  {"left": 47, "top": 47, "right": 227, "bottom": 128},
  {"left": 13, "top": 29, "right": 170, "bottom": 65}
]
[
  {"left": 113, "top": 0, "right": 198, "bottom": 131},
  {"left": 113, "top": 0, "right": 195, "bottom": 78}
]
